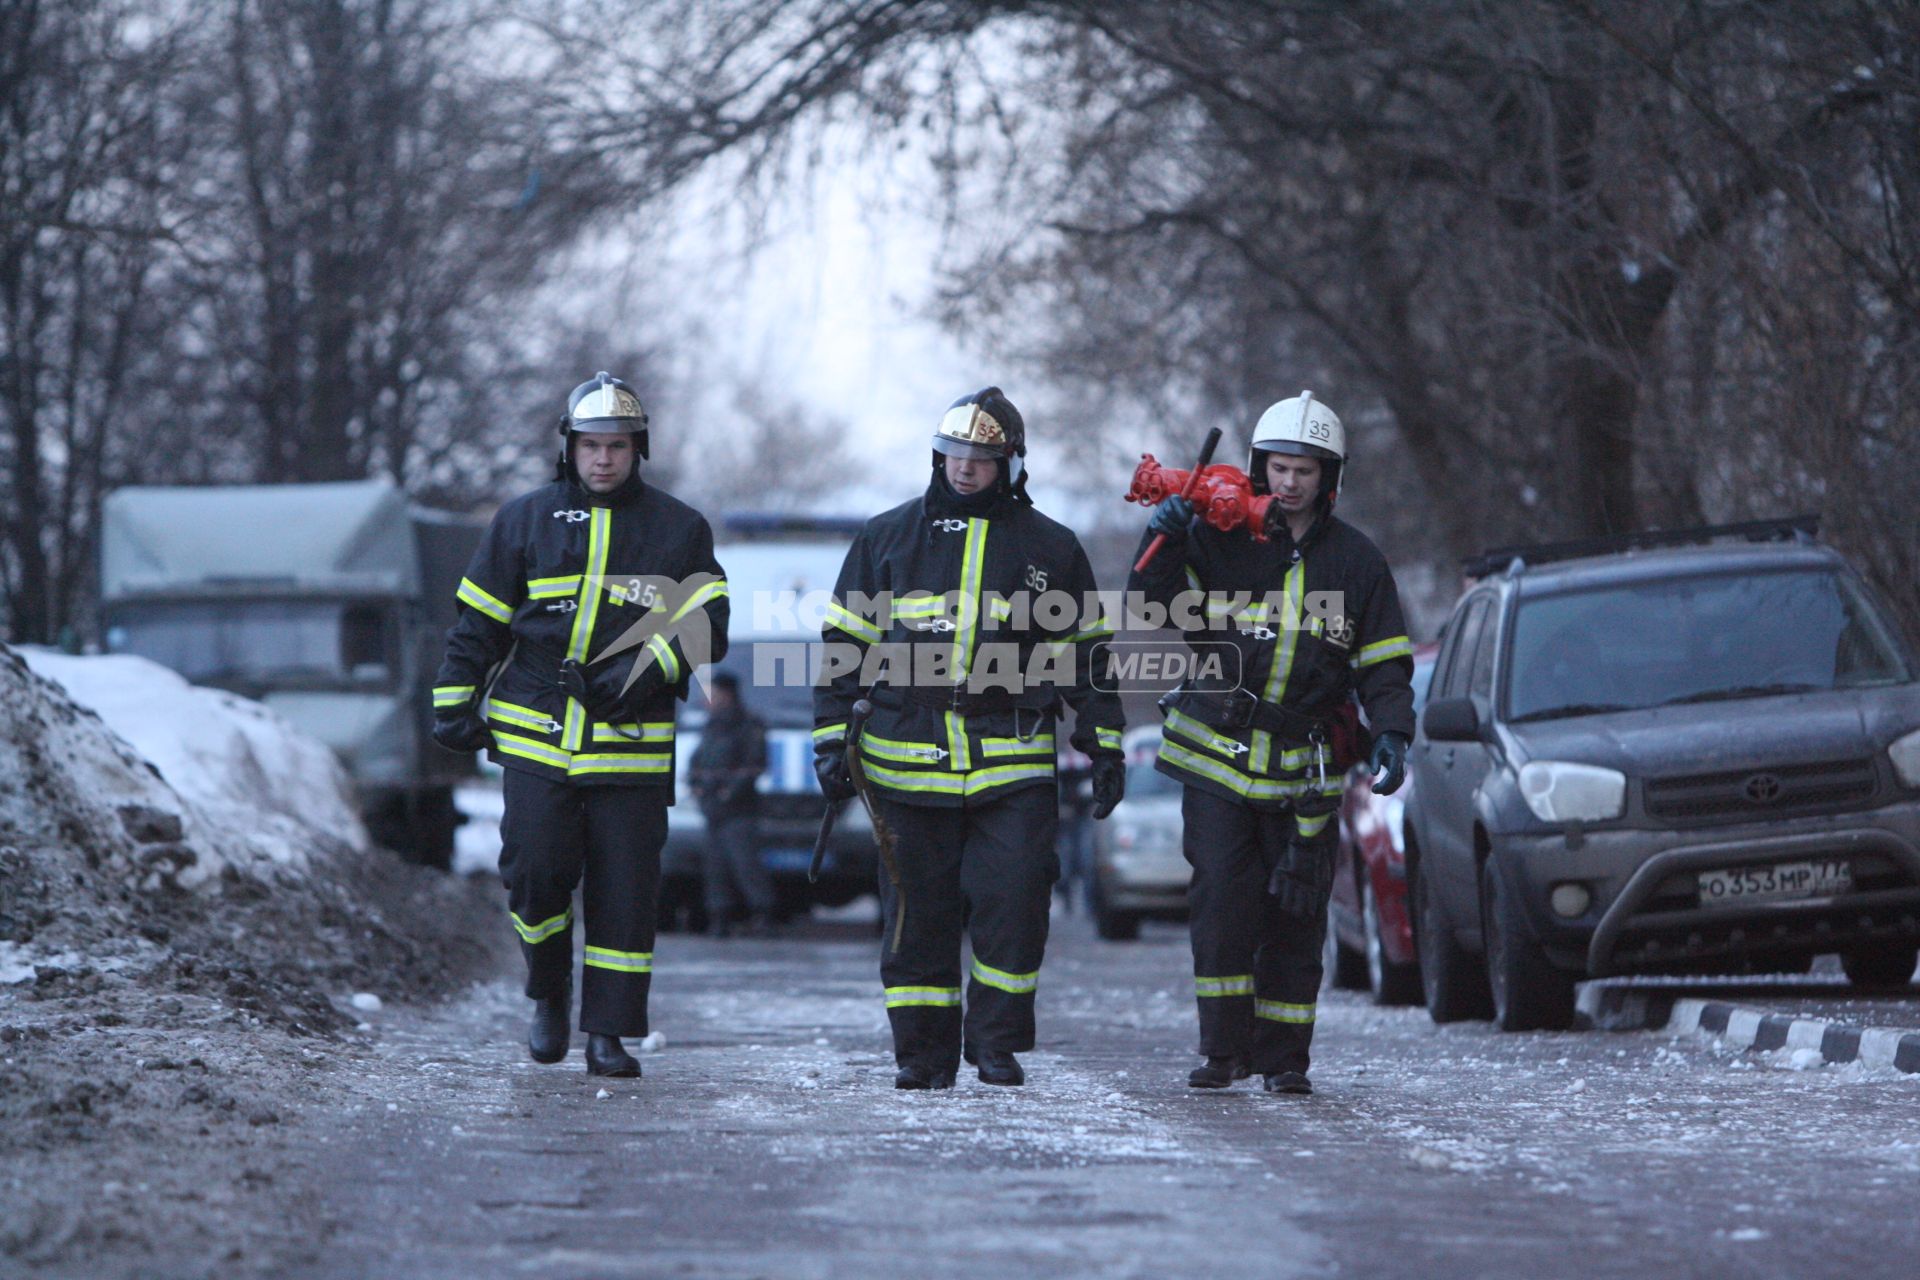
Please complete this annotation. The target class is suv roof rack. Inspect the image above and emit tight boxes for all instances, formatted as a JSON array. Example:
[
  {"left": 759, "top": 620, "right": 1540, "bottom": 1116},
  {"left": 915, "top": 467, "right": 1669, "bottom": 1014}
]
[{"left": 1462, "top": 513, "right": 1820, "bottom": 581}]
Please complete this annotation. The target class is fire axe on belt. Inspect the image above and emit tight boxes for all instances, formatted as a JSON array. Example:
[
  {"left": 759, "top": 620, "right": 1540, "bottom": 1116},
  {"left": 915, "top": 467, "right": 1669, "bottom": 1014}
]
[{"left": 808, "top": 698, "right": 906, "bottom": 953}]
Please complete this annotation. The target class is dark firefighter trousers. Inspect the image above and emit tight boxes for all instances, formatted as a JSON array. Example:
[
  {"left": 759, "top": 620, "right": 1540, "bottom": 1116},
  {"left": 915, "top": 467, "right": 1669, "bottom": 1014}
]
[
  {"left": 1182, "top": 785, "right": 1339, "bottom": 1076},
  {"left": 873, "top": 785, "right": 1059, "bottom": 1075},
  {"left": 499, "top": 768, "right": 667, "bottom": 1038}
]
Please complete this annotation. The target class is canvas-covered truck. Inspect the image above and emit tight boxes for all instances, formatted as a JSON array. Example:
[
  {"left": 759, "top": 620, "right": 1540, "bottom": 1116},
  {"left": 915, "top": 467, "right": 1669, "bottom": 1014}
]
[{"left": 99, "top": 481, "right": 487, "bottom": 868}]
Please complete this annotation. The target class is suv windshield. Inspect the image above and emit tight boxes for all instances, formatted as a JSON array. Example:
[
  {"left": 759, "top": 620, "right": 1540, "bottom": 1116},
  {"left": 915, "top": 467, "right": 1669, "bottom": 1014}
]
[{"left": 1507, "top": 569, "right": 1910, "bottom": 723}]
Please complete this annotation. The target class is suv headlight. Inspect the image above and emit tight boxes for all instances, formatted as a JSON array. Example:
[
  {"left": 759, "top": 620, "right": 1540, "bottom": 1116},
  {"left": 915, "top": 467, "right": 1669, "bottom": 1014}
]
[
  {"left": 1891, "top": 728, "right": 1920, "bottom": 789},
  {"left": 1517, "top": 761, "right": 1626, "bottom": 823}
]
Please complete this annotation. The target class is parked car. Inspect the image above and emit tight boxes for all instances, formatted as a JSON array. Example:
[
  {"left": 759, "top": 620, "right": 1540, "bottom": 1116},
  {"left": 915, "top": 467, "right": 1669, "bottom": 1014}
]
[
  {"left": 1326, "top": 644, "right": 1439, "bottom": 1005},
  {"left": 1088, "top": 727, "right": 1190, "bottom": 940},
  {"left": 658, "top": 514, "right": 874, "bottom": 929},
  {"left": 1407, "top": 517, "right": 1920, "bottom": 1031}
]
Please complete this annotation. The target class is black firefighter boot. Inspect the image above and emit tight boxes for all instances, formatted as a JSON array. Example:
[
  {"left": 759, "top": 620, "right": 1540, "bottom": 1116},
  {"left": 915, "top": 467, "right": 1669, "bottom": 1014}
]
[
  {"left": 587, "top": 1034, "right": 641, "bottom": 1078},
  {"left": 527, "top": 980, "right": 571, "bottom": 1065},
  {"left": 964, "top": 1042, "right": 1025, "bottom": 1087},
  {"left": 1263, "top": 1071, "right": 1312, "bottom": 1095},
  {"left": 1187, "top": 1055, "right": 1252, "bottom": 1089},
  {"left": 893, "top": 1063, "right": 957, "bottom": 1090}
]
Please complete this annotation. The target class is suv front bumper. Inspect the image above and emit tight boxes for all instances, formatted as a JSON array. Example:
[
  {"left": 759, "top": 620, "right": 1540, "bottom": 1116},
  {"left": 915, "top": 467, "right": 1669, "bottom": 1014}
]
[{"left": 1496, "top": 803, "right": 1920, "bottom": 976}]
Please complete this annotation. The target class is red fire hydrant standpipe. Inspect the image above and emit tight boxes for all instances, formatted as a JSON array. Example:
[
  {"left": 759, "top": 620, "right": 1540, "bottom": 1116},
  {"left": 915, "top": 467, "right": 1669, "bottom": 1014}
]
[{"left": 1127, "top": 445, "right": 1276, "bottom": 571}]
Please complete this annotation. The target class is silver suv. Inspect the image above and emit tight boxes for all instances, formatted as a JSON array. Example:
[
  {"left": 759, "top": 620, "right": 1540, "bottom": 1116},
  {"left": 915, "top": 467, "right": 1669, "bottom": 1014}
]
[{"left": 1407, "top": 520, "right": 1920, "bottom": 1030}]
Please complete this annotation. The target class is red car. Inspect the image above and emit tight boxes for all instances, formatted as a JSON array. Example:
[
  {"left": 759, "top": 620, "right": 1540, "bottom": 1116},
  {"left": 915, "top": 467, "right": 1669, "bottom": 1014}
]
[{"left": 1326, "top": 644, "right": 1439, "bottom": 1005}]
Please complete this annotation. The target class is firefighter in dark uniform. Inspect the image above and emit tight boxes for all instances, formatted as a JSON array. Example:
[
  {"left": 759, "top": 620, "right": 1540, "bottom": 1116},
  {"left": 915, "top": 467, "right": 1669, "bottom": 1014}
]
[
  {"left": 430, "top": 372, "right": 729, "bottom": 1078},
  {"left": 814, "top": 387, "right": 1127, "bottom": 1090},
  {"left": 688, "top": 671, "right": 776, "bottom": 935},
  {"left": 1127, "top": 391, "right": 1414, "bottom": 1095}
]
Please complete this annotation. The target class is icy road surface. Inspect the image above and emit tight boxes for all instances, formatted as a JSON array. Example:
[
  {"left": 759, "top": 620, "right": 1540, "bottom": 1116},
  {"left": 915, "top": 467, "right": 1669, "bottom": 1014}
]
[{"left": 201, "top": 912, "right": 1913, "bottom": 1280}]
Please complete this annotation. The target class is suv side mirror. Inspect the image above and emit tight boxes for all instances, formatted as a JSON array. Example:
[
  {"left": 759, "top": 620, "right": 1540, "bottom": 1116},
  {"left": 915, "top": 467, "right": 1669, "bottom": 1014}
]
[{"left": 1423, "top": 696, "right": 1480, "bottom": 742}]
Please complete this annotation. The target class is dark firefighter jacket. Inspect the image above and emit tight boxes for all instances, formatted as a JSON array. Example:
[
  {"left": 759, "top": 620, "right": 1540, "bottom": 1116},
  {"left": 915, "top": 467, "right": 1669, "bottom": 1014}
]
[
  {"left": 433, "top": 477, "right": 728, "bottom": 788},
  {"left": 688, "top": 705, "right": 768, "bottom": 819},
  {"left": 814, "top": 476, "right": 1126, "bottom": 808},
  {"left": 1126, "top": 511, "right": 1414, "bottom": 812}
]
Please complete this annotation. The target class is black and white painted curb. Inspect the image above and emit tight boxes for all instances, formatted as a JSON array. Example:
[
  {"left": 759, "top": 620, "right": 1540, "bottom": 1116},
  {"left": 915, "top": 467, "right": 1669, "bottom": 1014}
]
[{"left": 1577, "top": 984, "right": 1920, "bottom": 1074}]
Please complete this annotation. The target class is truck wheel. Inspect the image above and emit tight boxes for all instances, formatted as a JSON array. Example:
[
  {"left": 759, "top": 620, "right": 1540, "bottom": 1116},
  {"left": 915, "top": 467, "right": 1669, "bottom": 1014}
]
[
  {"left": 1840, "top": 944, "right": 1918, "bottom": 988},
  {"left": 1090, "top": 871, "right": 1140, "bottom": 942},
  {"left": 1413, "top": 858, "right": 1492, "bottom": 1023},
  {"left": 1364, "top": 878, "right": 1423, "bottom": 1007},
  {"left": 1479, "top": 857, "right": 1576, "bottom": 1031}
]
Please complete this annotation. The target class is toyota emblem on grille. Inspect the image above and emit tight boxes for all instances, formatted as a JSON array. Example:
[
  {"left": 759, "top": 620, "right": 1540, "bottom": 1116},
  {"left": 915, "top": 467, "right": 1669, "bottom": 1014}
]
[{"left": 1743, "top": 773, "right": 1783, "bottom": 804}]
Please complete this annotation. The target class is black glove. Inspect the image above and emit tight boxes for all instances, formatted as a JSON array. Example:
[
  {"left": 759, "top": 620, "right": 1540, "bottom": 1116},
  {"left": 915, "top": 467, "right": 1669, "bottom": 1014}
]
[
  {"left": 559, "top": 657, "right": 664, "bottom": 723},
  {"left": 430, "top": 712, "right": 491, "bottom": 754},
  {"left": 813, "top": 746, "right": 856, "bottom": 804},
  {"left": 1147, "top": 494, "right": 1194, "bottom": 539},
  {"left": 1091, "top": 755, "right": 1126, "bottom": 819},
  {"left": 1369, "top": 731, "right": 1409, "bottom": 796}
]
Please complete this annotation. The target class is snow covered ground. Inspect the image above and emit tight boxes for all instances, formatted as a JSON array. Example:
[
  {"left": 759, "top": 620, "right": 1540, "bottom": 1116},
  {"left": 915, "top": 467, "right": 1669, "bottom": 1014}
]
[{"left": 18, "top": 648, "right": 368, "bottom": 884}]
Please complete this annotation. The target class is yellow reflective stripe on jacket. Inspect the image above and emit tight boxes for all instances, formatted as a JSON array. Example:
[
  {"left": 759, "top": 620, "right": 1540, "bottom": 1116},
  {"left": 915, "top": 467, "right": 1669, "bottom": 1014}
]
[
  {"left": 1250, "top": 559, "right": 1308, "bottom": 774},
  {"left": 590, "top": 722, "right": 673, "bottom": 743},
  {"left": 1195, "top": 974, "right": 1254, "bottom": 998},
  {"left": 486, "top": 698, "right": 562, "bottom": 734},
  {"left": 1353, "top": 635, "right": 1415, "bottom": 669},
  {"left": 432, "top": 685, "right": 475, "bottom": 708},
  {"left": 953, "top": 518, "right": 989, "bottom": 677},
  {"left": 884, "top": 986, "right": 962, "bottom": 1008},
  {"left": 1094, "top": 727, "right": 1123, "bottom": 752},
  {"left": 812, "top": 722, "right": 848, "bottom": 743},
  {"left": 1255, "top": 999, "right": 1316, "bottom": 1024},
  {"left": 566, "top": 509, "right": 612, "bottom": 664},
  {"left": 987, "top": 595, "right": 1014, "bottom": 623},
  {"left": 670, "top": 578, "right": 728, "bottom": 622},
  {"left": 1163, "top": 709, "right": 1250, "bottom": 759},
  {"left": 527, "top": 574, "right": 581, "bottom": 600},
  {"left": 970, "top": 958, "right": 1039, "bottom": 995},
  {"left": 1062, "top": 617, "right": 1114, "bottom": 644},
  {"left": 861, "top": 760, "right": 1055, "bottom": 797},
  {"left": 1184, "top": 565, "right": 1203, "bottom": 593},
  {"left": 980, "top": 734, "right": 1055, "bottom": 758},
  {"left": 945, "top": 710, "right": 971, "bottom": 772},
  {"left": 494, "top": 731, "right": 573, "bottom": 770},
  {"left": 891, "top": 594, "right": 948, "bottom": 619},
  {"left": 645, "top": 632, "right": 682, "bottom": 684},
  {"left": 825, "top": 600, "right": 883, "bottom": 643},
  {"left": 857, "top": 732, "right": 948, "bottom": 765},
  {"left": 1157, "top": 740, "right": 1312, "bottom": 802},
  {"left": 568, "top": 752, "right": 672, "bottom": 776},
  {"left": 457, "top": 577, "right": 514, "bottom": 624},
  {"left": 511, "top": 907, "right": 571, "bottom": 945}
]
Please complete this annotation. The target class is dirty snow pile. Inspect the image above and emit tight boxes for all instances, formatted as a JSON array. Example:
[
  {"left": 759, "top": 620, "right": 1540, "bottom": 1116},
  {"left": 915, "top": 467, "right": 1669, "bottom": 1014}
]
[{"left": 14, "top": 646, "right": 367, "bottom": 885}]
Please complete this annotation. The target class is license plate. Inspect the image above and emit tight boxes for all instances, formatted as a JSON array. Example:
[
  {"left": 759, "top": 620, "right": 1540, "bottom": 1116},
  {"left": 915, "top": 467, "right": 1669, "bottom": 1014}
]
[{"left": 1698, "top": 859, "right": 1852, "bottom": 907}]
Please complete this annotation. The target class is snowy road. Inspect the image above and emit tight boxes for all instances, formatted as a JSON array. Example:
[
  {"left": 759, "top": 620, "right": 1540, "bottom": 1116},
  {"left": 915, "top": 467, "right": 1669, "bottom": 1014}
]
[{"left": 239, "top": 914, "right": 1920, "bottom": 1279}]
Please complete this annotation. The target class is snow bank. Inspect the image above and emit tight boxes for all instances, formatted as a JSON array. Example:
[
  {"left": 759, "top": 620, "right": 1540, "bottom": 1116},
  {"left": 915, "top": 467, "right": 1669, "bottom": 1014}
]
[{"left": 9, "top": 646, "right": 366, "bottom": 887}]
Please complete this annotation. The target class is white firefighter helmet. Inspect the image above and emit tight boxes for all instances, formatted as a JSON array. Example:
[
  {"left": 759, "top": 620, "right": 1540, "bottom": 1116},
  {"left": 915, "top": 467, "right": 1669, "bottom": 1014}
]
[
  {"left": 1250, "top": 390, "right": 1345, "bottom": 499},
  {"left": 933, "top": 386, "right": 1027, "bottom": 492},
  {"left": 561, "top": 370, "right": 649, "bottom": 457}
]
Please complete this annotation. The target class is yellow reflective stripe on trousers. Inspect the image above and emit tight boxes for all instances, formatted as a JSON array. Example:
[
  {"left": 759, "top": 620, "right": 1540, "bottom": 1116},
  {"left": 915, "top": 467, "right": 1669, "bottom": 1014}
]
[
  {"left": 1255, "top": 999, "right": 1316, "bottom": 1024},
  {"left": 432, "top": 685, "right": 475, "bottom": 708},
  {"left": 970, "top": 957, "right": 1039, "bottom": 995},
  {"left": 1094, "top": 727, "right": 1123, "bottom": 752},
  {"left": 1195, "top": 974, "right": 1254, "bottom": 998},
  {"left": 825, "top": 600, "right": 883, "bottom": 643},
  {"left": 457, "top": 577, "right": 514, "bottom": 624},
  {"left": 980, "top": 734, "right": 1055, "bottom": 758},
  {"left": 511, "top": 908, "right": 571, "bottom": 945},
  {"left": 1295, "top": 810, "right": 1334, "bottom": 839},
  {"left": 584, "top": 946, "right": 654, "bottom": 973},
  {"left": 885, "top": 986, "right": 962, "bottom": 1008},
  {"left": 1353, "top": 635, "right": 1414, "bottom": 669}
]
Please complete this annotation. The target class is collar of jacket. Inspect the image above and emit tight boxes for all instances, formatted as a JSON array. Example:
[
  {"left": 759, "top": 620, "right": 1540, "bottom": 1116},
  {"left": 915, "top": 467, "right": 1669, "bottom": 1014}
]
[
  {"left": 569, "top": 469, "right": 647, "bottom": 509},
  {"left": 923, "top": 467, "right": 1008, "bottom": 520},
  {"left": 1272, "top": 508, "right": 1334, "bottom": 559}
]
